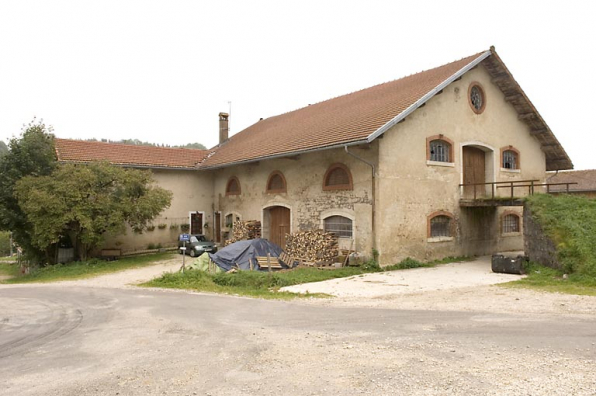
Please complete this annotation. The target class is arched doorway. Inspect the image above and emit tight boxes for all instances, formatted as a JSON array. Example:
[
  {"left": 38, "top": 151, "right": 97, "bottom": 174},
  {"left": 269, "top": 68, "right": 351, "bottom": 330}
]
[
  {"left": 263, "top": 206, "right": 291, "bottom": 248},
  {"left": 463, "top": 146, "right": 488, "bottom": 198}
]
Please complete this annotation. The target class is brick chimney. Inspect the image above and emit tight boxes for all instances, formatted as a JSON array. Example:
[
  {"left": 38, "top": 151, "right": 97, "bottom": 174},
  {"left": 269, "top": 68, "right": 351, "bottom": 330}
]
[{"left": 219, "top": 112, "right": 229, "bottom": 144}]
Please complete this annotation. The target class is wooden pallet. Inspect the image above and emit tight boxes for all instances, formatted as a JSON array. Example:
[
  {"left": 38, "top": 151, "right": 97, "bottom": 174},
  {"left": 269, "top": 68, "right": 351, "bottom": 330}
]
[{"left": 255, "top": 256, "right": 283, "bottom": 269}]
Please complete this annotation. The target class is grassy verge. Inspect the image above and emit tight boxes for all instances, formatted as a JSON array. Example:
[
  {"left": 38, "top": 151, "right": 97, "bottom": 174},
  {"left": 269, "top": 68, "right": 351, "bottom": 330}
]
[
  {"left": 383, "top": 256, "right": 473, "bottom": 271},
  {"left": 142, "top": 255, "right": 473, "bottom": 299},
  {"left": 502, "top": 262, "right": 596, "bottom": 297},
  {"left": 2, "top": 252, "right": 175, "bottom": 284},
  {"left": 0, "top": 261, "right": 20, "bottom": 279},
  {"left": 141, "top": 265, "right": 380, "bottom": 300}
]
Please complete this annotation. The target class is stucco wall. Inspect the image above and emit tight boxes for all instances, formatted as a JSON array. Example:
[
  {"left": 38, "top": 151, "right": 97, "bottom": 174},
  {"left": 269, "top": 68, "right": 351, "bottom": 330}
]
[
  {"left": 213, "top": 146, "right": 377, "bottom": 255},
  {"left": 376, "top": 65, "right": 545, "bottom": 264},
  {"left": 102, "top": 169, "right": 214, "bottom": 252}
]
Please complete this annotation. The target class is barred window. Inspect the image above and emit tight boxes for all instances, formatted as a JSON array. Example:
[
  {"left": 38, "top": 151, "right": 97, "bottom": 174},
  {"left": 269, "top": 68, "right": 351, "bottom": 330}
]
[
  {"left": 503, "top": 150, "right": 518, "bottom": 169},
  {"left": 324, "top": 216, "right": 353, "bottom": 238},
  {"left": 323, "top": 164, "right": 353, "bottom": 190},
  {"left": 430, "top": 215, "right": 452, "bottom": 238},
  {"left": 429, "top": 139, "right": 451, "bottom": 162},
  {"left": 502, "top": 214, "right": 520, "bottom": 233}
]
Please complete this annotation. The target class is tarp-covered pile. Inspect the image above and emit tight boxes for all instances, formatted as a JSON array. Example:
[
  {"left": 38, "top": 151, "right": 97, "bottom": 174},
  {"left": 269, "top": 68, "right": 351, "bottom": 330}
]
[{"left": 207, "top": 238, "right": 284, "bottom": 272}]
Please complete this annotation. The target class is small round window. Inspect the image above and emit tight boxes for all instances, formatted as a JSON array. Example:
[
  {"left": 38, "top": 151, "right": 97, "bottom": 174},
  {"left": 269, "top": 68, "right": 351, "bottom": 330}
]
[{"left": 468, "top": 83, "right": 486, "bottom": 114}]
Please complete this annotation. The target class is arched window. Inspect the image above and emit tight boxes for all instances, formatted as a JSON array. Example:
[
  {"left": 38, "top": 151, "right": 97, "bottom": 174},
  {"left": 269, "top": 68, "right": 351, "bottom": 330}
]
[
  {"left": 323, "top": 163, "right": 353, "bottom": 191},
  {"left": 428, "top": 211, "right": 454, "bottom": 238},
  {"left": 324, "top": 215, "right": 353, "bottom": 238},
  {"left": 426, "top": 135, "right": 454, "bottom": 163},
  {"left": 226, "top": 176, "right": 241, "bottom": 196},
  {"left": 502, "top": 213, "right": 521, "bottom": 234},
  {"left": 501, "top": 146, "right": 520, "bottom": 170},
  {"left": 266, "top": 171, "right": 287, "bottom": 193}
]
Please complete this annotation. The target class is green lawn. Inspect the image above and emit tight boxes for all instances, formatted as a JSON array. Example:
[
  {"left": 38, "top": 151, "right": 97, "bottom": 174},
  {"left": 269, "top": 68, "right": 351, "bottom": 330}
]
[
  {"left": 2, "top": 252, "right": 175, "bottom": 284},
  {"left": 0, "top": 261, "right": 20, "bottom": 279},
  {"left": 502, "top": 262, "right": 596, "bottom": 297},
  {"left": 142, "top": 256, "right": 473, "bottom": 299},
  {"left": 141, "top": 265, "right": 380, "bottom": 299}
]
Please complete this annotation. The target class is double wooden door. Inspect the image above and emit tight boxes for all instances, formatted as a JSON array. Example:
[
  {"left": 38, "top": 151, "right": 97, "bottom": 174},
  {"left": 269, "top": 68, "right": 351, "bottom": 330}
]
[{"left": 269, "top": 206, "right": 290, "bottom": 248}]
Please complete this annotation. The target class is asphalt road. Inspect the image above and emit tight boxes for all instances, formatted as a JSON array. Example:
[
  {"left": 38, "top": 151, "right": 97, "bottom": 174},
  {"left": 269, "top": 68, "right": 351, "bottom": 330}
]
[{"left": 1, "top": 286, "right": 595, "bottom": 395}]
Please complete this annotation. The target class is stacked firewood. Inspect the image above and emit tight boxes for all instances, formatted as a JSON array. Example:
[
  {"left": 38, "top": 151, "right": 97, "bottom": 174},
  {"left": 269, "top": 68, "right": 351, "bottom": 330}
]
[
  {"left": 284, "top": 230, "right": 339, "bottom": 264},
  {"left": 225, "top": 220, "right": 262, "bottom": 246}
]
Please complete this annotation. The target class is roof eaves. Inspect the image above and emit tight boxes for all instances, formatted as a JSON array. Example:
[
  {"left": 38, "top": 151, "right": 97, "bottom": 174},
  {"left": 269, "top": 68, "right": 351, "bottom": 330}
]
[
  {"left": 366, "top": 50, "right": 492, "bottom": 143},
  {"left": 198, "top": 138, "right": 369, "bottom": 170}
]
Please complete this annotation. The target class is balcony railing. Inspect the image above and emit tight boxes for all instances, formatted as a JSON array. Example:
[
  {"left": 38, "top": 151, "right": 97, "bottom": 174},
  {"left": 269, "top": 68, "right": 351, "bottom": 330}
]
[{"left": 459, "top": 180, "right": 578, "bottom": 201}]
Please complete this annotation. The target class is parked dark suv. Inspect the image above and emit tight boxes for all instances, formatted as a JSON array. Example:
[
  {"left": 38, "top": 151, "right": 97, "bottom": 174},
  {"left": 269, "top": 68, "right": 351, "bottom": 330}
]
[{"left": 178, "top": 234, "right": 217, "bottom": 257}]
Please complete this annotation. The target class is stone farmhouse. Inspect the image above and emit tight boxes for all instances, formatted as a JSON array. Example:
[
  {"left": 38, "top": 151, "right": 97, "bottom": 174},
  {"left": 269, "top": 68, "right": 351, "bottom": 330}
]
[{"left": 54, "top": 47, "right": 572, "bottom": 265}]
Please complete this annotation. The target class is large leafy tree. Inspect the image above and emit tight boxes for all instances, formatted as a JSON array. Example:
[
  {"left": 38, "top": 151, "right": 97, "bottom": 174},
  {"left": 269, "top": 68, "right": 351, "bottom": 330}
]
[
  {"left": 16, "top": 162, "right": 173, "bottom": 261},
  {"left": 0, "top": 120, "right": 57, "bottom": 262},
  {"left": 0, "top": 141, "right": 8, "bottom": 157}
]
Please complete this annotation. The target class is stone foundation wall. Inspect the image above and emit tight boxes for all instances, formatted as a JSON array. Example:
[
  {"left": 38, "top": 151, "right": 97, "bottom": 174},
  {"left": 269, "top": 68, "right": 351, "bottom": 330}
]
[{"left": 523, "top": 204, "right": 561, "bottom": 269}]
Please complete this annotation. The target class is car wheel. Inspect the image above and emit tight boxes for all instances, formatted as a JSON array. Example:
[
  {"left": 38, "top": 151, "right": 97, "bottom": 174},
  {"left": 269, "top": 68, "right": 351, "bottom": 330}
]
[{"left": 190, "top": 249, "right": 196, "bottom": 257}]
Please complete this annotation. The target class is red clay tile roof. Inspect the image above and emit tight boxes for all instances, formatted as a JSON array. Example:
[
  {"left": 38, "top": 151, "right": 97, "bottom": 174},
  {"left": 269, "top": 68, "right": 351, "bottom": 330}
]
[
  {"left": 55, "top": 139, "right": 208, "bottom": 169},
  {"left": 200, "top": 52, "right": 487, "bottom": 168},
  {"left": 547, "top": 170, "right": 596, "bottom": 192}
]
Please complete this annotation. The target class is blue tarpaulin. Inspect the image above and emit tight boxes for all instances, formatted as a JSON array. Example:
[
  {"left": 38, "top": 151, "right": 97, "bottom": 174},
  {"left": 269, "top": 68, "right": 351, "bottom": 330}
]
[{"left": 208, "top": 239, "right": 285, "bottom": 271}]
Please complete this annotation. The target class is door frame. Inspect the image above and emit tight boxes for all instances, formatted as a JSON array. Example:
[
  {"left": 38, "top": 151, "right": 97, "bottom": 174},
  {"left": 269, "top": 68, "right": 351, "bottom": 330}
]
[
  {"left": 459, "top": 141, "right": 495, "bottom": 194},
  {"left": 262, "top": 202, "right": 292, "bottom": 243},
  {"left": 188, "top": 211, "right": 205, "bottom": 234}
]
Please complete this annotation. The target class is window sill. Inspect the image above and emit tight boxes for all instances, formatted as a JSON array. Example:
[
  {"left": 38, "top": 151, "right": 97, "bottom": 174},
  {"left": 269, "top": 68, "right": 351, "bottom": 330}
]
[
  {"left": 426, "top": 160, "right": 455, "bottom": 167},
  {"left": 500, "top": 168, "right": 521, "bottom": 173},
  {"left": 427, "top": 236, "right": 454, "bottom": 243},
  {"left": 501, "top": 232, "right": 521, "bottom": 237}
]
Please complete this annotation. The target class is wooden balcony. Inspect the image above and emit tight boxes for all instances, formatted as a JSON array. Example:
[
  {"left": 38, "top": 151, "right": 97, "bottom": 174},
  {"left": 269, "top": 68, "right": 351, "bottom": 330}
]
[{"left": 459, "top": 180, "right": 577, "bottom": 207}]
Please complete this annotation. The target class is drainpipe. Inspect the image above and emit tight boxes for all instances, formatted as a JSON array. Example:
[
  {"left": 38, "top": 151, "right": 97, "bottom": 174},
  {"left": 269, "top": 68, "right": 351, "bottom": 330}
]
[{"left": 344, "top": 146, "right": 376, "bottom": 255}]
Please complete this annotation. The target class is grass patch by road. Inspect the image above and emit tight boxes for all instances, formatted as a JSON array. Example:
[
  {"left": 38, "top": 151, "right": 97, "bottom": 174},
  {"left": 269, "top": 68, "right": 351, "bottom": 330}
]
[
  {"left": 142, "top": 255, "right": 473, "bottom": 299},
  {"left": 2, "top": 252, "right": 175, "bottom": 284},
  {"left": 142, "top": 265, "right": 381, "bottom": 299},
  {"left": 502, "top": 262, "right": 596, "bottom": 296},
  {"left": 0, "top": 261, "right": 20, "bottom": 279},
  {"left": 383, "top": 256, "right": 473, "bottom": 271}
]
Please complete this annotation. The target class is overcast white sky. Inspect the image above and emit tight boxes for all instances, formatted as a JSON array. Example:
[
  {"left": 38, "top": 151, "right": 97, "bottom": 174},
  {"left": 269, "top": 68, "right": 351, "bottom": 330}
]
[{"left": 1, "top": 1, "right": 595, "bottom": 169}]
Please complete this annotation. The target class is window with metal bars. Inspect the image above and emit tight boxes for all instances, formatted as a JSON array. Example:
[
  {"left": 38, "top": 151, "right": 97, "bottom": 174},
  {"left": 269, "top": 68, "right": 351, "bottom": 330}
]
[
  {"left": 430, "top": 215, "right": 452, "bottom": 238},
  {"left": 502, "top": 150, "right": 518, "bottom": 169},
  {"left": 502, "top": 214, "right": 520, "bottom": 233},
  {"left": 324, "top": 215, "right": 353, "bottom": 238},
  {"left": 429, "top": 139, "right": 451, "bottom": 162}
]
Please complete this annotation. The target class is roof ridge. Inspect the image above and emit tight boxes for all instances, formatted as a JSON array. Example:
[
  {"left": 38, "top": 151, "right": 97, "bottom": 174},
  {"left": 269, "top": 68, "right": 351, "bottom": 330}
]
[{"left": 55, "top": 138, "right": 208, "bottom": 153}]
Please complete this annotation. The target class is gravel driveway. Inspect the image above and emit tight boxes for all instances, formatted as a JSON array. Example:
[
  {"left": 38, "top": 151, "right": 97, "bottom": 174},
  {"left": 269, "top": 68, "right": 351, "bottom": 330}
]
[{"left": 1, "top": 255, "right": 595, "bottom": 395}]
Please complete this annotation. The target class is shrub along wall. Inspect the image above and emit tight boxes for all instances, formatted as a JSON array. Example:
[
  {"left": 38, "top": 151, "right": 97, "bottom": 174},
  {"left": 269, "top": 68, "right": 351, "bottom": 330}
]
[{"left": 524, "top": 194, "right": 596, "bottom": 276}]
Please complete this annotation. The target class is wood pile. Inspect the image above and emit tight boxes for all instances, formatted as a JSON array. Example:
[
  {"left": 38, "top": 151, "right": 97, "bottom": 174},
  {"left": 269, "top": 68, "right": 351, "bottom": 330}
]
[
  {"left": 284, "top": 230, "right": 339, "bottom": 266},
  {"left": 225, "top": 220, "right": 262, "bottom": 246}
]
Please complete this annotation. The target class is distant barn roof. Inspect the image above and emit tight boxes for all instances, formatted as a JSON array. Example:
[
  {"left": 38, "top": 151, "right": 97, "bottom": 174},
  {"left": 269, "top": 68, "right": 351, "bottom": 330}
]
[
  {"left": 547, "top": 170, "right": 596, "bottom": 192},
  {"left": 55, "top": 139, "right": 208, "bottom": 170}
]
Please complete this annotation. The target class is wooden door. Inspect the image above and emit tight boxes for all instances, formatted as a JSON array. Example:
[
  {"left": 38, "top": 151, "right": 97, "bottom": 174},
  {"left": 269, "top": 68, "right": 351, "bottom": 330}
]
[
  {"left": 190, "top": 212, "right": 203, "bottom": 234},
  {"left": 269, "top": 206, "right": 290, "bottom": 248},
  {"left": 463, "top": 147, "right": 486, "bottom": 198},
  {"left": 214, "top": 212, "right": 221, "bottom": 243}
]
